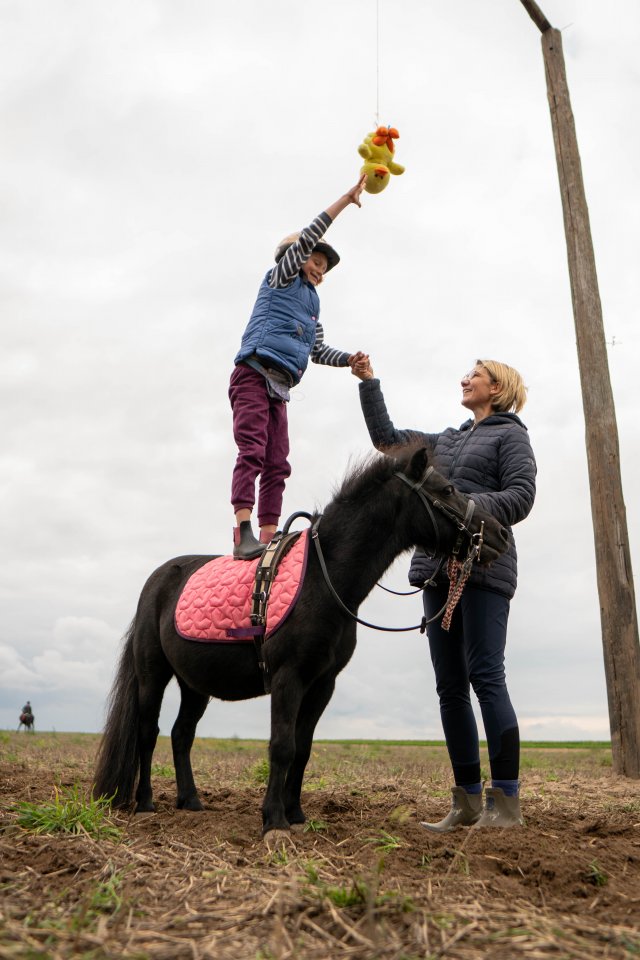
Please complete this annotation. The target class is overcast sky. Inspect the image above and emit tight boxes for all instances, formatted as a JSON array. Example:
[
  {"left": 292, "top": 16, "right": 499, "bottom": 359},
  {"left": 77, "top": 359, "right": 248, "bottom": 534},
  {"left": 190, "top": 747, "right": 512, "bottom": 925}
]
[{"left": 2, "top": 0, "right": 638, "bottom": 743}]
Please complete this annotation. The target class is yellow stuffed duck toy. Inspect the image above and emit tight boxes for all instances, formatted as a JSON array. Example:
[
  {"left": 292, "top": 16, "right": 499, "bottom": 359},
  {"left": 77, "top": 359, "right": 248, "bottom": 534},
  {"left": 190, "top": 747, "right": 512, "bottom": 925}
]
[{"left": 358, "top": 125, "right": 405, "bottom": 194}]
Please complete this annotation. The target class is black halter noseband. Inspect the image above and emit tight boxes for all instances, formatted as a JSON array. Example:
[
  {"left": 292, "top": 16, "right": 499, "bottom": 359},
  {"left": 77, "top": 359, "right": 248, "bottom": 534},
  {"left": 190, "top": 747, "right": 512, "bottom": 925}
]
[
  {"left": 393, "top": 465, "right": 482, "bottom": 561},
  {"left": 307, "top": 465, "right": 485, "bottom": 633}
]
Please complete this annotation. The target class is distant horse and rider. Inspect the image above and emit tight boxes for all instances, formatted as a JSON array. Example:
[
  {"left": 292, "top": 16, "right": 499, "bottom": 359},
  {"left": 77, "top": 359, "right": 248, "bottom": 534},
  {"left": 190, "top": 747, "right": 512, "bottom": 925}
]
[
  {"left": 94, "top": 446, "right": 509, "bottom": 840},
  {"left": 18, "top": 701, "right": 35, "bottom": 732}
]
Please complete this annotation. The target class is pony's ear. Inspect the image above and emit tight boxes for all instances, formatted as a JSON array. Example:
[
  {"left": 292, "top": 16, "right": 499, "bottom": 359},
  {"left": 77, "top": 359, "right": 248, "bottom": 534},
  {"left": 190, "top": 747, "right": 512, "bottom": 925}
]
[{"left": 406, "top": 446, "right": 429, "bottom": 481}]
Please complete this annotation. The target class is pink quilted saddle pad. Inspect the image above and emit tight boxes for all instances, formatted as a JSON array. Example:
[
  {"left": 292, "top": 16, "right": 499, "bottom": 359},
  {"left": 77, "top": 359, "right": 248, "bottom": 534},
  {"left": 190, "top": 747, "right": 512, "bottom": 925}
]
[{"left": 175, "top": 530, "right": 309, "bottom": 643}]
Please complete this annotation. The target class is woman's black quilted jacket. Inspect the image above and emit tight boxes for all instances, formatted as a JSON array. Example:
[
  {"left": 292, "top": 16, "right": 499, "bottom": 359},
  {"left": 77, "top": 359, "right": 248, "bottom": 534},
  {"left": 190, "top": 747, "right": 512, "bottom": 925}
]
[{"left": 358, "top": 378, "right": 537, "bottom": 598}]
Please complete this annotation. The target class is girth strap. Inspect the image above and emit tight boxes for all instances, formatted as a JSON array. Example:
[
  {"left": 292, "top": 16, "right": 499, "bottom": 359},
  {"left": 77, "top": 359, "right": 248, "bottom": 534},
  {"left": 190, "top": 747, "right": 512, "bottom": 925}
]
[{"left": 248, "top": 529, "right": 302, "bottom": 693}]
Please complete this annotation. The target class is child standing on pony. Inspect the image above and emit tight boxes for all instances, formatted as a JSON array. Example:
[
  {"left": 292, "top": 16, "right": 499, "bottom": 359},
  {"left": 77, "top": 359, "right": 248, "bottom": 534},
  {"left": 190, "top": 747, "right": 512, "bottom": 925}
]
[{"left": 229, "top": 176, "right": 368, "bottom": 559}]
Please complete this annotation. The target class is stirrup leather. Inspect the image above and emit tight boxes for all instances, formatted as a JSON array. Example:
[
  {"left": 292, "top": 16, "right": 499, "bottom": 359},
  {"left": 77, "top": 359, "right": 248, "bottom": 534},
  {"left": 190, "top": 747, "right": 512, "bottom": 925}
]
[{"left": 250, "top": 530, "right": 301, "bottom": 693}]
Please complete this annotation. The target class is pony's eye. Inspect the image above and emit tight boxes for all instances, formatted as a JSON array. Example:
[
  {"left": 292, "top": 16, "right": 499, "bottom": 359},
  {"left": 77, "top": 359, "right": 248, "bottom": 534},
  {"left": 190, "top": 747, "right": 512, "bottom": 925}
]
[{"left": 443, "top": 485, "right": 454, "bottom": 496}]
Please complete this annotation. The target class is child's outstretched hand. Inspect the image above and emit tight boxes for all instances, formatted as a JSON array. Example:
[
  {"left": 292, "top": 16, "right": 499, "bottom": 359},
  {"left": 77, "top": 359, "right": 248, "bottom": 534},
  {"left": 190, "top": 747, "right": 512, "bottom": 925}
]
[
  {"left": 326, "top": 176, "right": 367, "bottom": 220},
  {"left": 346, "top": 174, "right": 368, "bottom": 208}
]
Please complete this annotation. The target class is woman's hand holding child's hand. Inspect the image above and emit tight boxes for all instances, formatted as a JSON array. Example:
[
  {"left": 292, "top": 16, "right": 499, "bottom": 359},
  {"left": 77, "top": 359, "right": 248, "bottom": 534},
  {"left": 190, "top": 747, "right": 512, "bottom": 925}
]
[{"left": 349, "top": 354, "right": 374, "bottom": 381}]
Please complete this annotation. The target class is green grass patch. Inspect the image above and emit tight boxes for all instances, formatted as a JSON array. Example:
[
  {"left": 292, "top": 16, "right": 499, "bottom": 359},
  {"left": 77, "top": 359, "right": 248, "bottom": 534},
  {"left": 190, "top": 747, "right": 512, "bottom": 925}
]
[
  {"left": 323, "top": 879, "right": 370, "bottom": 908},
  {"left": 585, "top": 860, "right": 608, "bottom": 887},
  {"left": 82, "top": 867, "right": 125, "bottom": 918},
  {"left": 13, "top": 785, "right": 122, "bottom": 841},
  {"left": 247, "top": 758, "right": 270, "bottom": 785},
  {"left": 304, "top": 818, "right": 329, "bottom": 834},
  {"left": 364, "top": 830, "right": 405, "bottom": 852},
  {"left": 151, "top": 762, "right": 174, "bottom": 778}
]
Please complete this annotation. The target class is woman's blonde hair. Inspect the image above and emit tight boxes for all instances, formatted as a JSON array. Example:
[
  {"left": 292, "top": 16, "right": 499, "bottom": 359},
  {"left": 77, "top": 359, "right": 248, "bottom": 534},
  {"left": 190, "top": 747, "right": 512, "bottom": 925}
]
[{"left": 476, "top": 359, "right": 528, "bottom": 414}]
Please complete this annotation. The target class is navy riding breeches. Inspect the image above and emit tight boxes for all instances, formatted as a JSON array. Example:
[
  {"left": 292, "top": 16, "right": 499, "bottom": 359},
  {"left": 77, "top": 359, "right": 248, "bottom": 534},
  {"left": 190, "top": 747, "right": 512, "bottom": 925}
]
[{"left": 423, "top": 584, "right": 520, "bottom": 785}]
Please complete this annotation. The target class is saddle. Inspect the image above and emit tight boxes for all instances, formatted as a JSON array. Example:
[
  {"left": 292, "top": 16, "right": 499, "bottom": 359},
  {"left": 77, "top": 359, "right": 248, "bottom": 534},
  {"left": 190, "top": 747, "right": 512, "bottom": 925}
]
[
  {"left": 175, "top": 529, "right": 309, "bottom": 644},
  {"left": 175, "top": 529, "right": 309, "bottom": 693}
]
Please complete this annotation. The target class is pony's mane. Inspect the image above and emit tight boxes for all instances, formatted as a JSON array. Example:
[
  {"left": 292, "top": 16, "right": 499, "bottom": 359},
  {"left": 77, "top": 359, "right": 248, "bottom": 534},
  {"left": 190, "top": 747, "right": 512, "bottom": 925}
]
[{"left": 330, "top": 443, "right": 431, "bottom": 505}]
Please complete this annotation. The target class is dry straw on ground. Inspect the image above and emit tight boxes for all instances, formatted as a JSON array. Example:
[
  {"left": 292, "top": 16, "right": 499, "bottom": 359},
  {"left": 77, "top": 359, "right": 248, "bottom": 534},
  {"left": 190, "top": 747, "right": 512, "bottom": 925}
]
[{"left": 1, "top": 733, "right": 639, "bottom": 959}]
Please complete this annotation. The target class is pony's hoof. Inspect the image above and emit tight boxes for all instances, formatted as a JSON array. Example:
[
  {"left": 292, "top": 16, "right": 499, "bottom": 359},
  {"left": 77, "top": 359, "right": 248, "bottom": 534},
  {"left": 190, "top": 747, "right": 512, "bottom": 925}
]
[
  {"left": 177, "top": 798, "right": 204, "bottom": 811},
  {"left": 289, "top": 822, "right": 305, "bottom": 834},
  {"left": 263, "top": 828, "right": 292, "bottom": 850}
]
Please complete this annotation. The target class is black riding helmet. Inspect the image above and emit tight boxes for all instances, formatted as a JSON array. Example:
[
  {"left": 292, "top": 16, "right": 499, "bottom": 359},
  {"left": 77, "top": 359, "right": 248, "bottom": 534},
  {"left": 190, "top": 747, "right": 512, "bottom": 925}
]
[{"left": 274, "top": 232, "right": 340, "bottom": 272}]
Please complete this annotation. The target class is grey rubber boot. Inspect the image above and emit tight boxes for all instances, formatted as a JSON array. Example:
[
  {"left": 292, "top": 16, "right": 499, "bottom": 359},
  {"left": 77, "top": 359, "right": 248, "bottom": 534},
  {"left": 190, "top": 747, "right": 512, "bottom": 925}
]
[
  {"left": 474, "top": 787, "right": 523, "bottom": 828},
  {"left": 420, "top": 787, "right": 483, "bottom": 833},
  {"left": 233, "top": 521, "right": 266, "bottom": 560}
]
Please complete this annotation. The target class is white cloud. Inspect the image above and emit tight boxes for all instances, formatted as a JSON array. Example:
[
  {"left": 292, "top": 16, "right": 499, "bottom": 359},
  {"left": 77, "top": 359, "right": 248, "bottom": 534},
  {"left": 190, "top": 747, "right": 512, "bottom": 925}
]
[
  {"left": 51, "top": 616, "right": 121, "bottom": 658},
  {"left": 520, "top": 715, "right": 611, "bottom": 740},
  {"left": 0, "top": 644, "right": 41, "bottom": 690},
  {"left": 31, "top": 649, "right": 109, "bottom": 695}
]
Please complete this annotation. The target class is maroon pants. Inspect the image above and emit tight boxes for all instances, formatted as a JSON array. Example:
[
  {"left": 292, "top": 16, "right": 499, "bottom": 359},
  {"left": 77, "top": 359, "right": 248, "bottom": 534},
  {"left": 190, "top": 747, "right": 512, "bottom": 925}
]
[{"left": 228, "top": 364, "right": 291, "bottom": 527}]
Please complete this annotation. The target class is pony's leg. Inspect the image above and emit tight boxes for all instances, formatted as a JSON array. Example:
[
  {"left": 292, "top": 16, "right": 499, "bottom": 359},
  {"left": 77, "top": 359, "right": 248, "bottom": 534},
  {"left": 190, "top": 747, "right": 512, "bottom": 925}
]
[
  {"left": 262, "top": 672, "right": 305, "bottom": 834},
  {"left": 171, "top": 680, "right": 209, "bottom": 811},
  {"left": 135, "top": 669, "right": 172, "bottom": 813},
  {"left": 284, "top": 673, "right": 336, "bottom": 826}
]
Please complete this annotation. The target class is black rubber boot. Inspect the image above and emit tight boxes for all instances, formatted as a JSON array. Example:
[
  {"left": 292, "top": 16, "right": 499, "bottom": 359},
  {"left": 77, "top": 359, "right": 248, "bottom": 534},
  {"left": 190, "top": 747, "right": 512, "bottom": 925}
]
[
  {"left": 474, "top": 787, "right": 523, "bottom": 828},
  {"left": 420, "top": 787, "right": 483, "bottom": 833},
  {"left": 233, "top": 521, "right": 266, "bottom": 560}
]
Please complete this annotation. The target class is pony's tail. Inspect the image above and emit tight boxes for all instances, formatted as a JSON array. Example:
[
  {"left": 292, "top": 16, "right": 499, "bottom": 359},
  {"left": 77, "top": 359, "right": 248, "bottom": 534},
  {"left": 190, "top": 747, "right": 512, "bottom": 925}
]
[{"left": 94, "top": 619, "right": 140, "bottom": 807}]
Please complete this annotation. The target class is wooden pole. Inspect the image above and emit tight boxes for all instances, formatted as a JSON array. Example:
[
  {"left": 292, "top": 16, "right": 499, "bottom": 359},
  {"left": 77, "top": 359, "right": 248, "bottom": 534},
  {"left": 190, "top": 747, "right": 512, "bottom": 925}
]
[
  {"left": 520, "top": 0, "right": 551, "bottom": 33},
  {"left": 520, "top": 4, "right": 640, "bottom": 776}
]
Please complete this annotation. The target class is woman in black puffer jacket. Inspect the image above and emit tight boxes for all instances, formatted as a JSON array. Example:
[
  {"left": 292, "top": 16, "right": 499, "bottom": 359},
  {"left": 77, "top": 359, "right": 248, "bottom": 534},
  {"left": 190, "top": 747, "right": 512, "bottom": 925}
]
[{"left": 353, "top": 358, "right": 536, "bottom": 830}]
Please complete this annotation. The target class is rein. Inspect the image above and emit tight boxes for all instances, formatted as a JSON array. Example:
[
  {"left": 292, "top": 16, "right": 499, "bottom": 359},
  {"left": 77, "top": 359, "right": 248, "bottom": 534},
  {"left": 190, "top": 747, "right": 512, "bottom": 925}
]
[
  {"left": 377, "top": 583, "right": 422, "bottom": 597},
  {"left": 308, "top": 467, "right": 486, "bottom": 633},
  {"left": 310, "top": 521, "right": 427, "bottom": 632}
]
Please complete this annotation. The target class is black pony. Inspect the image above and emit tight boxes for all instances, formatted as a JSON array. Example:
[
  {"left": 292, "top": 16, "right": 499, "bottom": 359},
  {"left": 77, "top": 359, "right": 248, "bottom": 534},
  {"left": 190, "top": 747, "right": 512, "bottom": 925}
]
[{"left": 94, "top": 447, "right": 508, "bottom": 838}]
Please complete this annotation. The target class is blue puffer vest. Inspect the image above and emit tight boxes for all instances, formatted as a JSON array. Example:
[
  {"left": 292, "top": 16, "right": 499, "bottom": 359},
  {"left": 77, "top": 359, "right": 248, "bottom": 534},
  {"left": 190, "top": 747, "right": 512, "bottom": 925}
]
[
  {"left": 235, "top": 271, "right": 319, "bottom": 385},
  {"left": 359, "top": 379, "right": 537, "bottom": 599}
]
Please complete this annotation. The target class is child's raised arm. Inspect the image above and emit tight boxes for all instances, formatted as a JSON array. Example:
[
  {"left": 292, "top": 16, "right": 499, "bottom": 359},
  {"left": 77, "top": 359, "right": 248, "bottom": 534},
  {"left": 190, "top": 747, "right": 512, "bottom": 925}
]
[{"left": 325, "top": 175, "right": 367, "bottom": 221}]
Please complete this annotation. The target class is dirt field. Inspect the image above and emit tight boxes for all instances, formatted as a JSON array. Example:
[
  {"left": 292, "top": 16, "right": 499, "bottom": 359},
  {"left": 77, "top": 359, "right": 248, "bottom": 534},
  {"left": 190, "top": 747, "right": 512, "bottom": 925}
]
[{"left": 1, "top": 733, "right": 639, "bottom": 959}]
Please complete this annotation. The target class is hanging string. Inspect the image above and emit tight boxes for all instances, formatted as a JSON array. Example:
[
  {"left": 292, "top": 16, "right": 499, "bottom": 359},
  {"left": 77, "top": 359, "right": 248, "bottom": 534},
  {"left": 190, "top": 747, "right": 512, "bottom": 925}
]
[{"left": 375, "top": 0, "right": 380, "bottom": 126}]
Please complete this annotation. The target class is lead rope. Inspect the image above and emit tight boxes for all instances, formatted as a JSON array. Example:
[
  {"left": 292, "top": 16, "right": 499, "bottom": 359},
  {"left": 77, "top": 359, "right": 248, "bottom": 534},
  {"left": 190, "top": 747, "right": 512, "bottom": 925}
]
[
  {"left": 439, "top": 560, "right": 468, "bottom": 631},
  {"left": 440, "top": 528, "right": 483, "bottom": 631}
]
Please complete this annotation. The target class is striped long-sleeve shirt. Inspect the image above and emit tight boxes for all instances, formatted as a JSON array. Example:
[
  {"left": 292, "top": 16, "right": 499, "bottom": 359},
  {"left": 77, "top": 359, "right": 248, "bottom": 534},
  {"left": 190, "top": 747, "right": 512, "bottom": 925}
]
[{"left": 269, "top": 213, "right": 351, "bottom": 370}]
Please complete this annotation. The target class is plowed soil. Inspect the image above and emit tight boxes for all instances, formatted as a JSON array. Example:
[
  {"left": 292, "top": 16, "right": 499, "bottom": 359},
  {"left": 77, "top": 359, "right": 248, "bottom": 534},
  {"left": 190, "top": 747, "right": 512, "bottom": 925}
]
[{"left": 1, "top": 734, "right": 639, "bottom": 959}]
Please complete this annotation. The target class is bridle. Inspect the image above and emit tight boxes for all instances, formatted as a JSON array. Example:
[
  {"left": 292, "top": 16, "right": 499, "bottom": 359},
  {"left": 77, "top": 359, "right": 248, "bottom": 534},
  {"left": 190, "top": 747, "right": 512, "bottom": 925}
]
[
  {"left": 393, "top": 465, "right": 485, "bottom": 564},
  {"left": 306, "top": 464, "right": 486, "bottom": 633}
]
